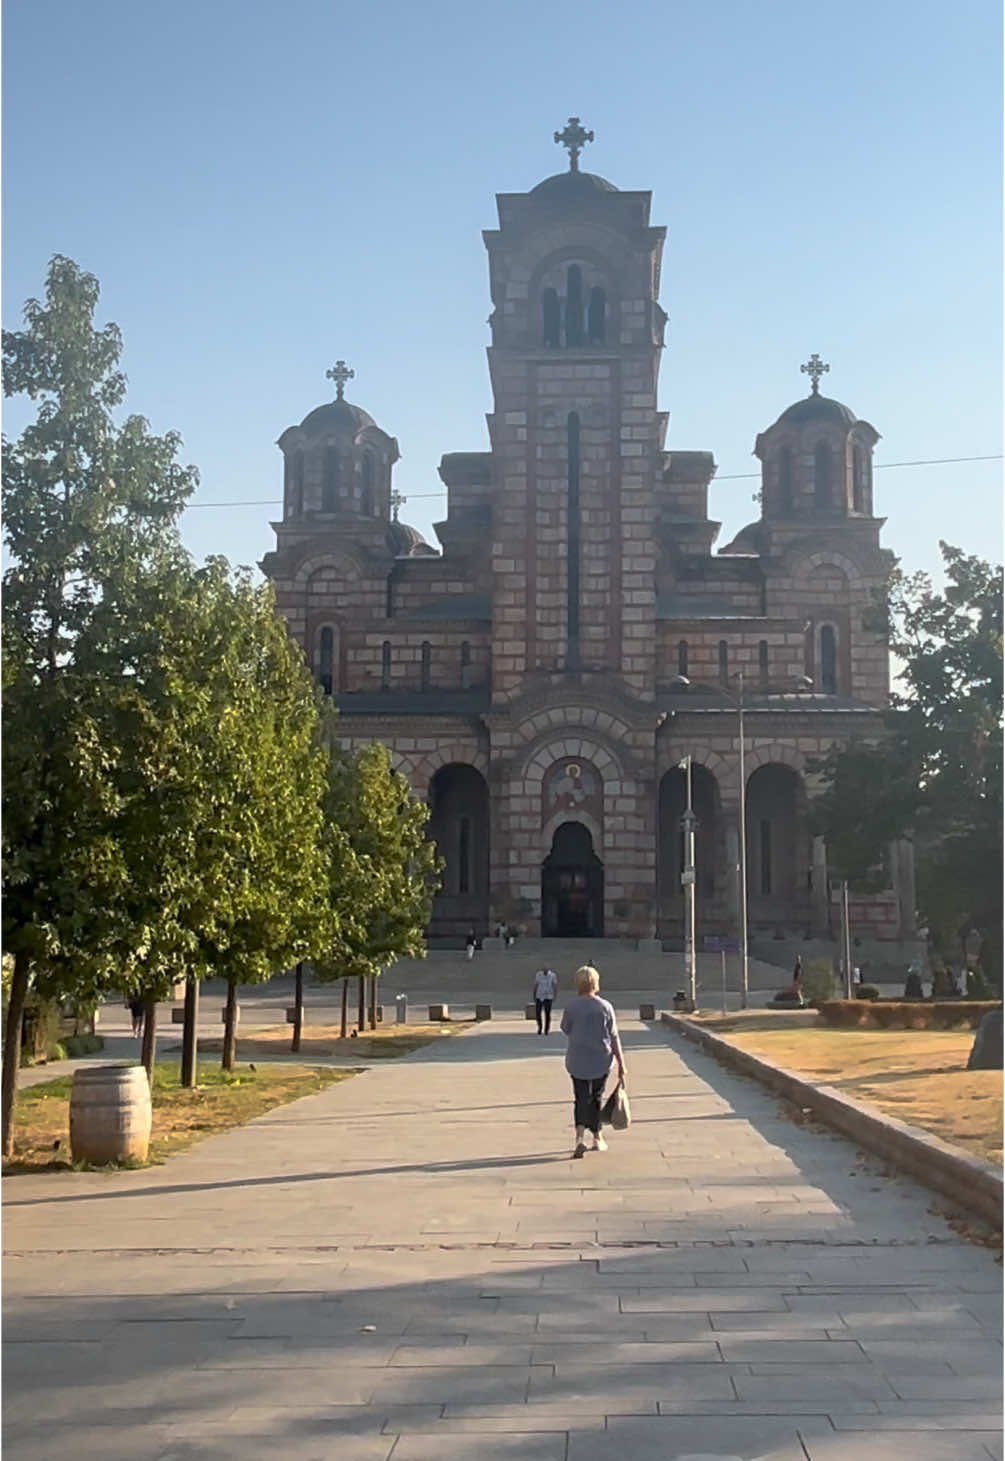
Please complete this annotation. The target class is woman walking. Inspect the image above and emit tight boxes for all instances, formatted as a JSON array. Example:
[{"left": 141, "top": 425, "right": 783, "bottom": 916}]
[{"left": 560, "top": 965, "right": 626, "bottom": 1159}]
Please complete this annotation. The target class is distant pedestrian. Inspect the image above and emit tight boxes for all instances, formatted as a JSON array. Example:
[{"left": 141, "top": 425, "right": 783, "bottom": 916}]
[
  {"left": 128, "top": 996, "right": 145, "bottom": 1039},
  {"left": 792, "top": 954, "right": 803, "bottom": 981},
  {"left": 465, "top": 928, "right": 477, "bottom": 961},
  {"left": 560, "top": 965, "right": 626, "bottom": 1159},
  {"left": 532, "top": 965, "right": 558, "bottom": 1034}
]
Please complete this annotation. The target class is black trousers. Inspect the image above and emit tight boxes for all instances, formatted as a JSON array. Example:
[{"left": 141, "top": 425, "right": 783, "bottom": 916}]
[
  {"left": 535, "top": 997, "right": 553, "bottom": 1033},
  {"left": 572, "top": 1074, "right": 608, "bottom": 1135}
]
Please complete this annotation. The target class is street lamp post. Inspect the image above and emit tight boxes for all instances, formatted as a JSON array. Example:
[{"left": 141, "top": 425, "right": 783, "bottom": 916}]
[
  {"left": 735, "top": 672, "right": 750, "bottom": 1010},
  {"left": 681, "top": 754, "right": 697, "bottom": 1006}
]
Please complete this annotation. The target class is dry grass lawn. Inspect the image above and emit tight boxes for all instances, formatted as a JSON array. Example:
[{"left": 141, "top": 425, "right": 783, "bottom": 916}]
[
  {"left": 197, "top": 1020, "right": 469, "bottom": 1061},
  {"left": 700, "top": 1019, "right": 1003, "bottom": 1167},
  {"left": 6, "top": 1061, "right": 355, "bottom": 1172}
]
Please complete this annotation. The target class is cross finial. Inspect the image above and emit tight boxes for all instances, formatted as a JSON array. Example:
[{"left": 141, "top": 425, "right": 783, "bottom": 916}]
[
  {"left": 326, "top": 359, "right": 355, "bottom": 400},
  {"left": 554, "top": 116, "right": 594, "bottom": 173},
  {"left": 800, "top": 353, "right": 829, "bottom": 396},
  {"left": 389, "top": 489, "right": 405, "bottom": 522}
]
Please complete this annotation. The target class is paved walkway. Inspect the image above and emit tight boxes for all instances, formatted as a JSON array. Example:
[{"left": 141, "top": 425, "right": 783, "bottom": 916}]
[{"left": 3, "top": 1017, "right": 1002, "bottom": 1460}]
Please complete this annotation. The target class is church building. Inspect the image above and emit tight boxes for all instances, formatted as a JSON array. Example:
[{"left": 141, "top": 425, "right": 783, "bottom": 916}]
[{"left": 261, "top": 121, "right": 917, "bottom": 950}]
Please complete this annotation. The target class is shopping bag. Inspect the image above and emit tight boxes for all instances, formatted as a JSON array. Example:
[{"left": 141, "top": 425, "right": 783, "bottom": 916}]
[{"left": 601, "top": 1079, "right": 631, "bottom": 1130}]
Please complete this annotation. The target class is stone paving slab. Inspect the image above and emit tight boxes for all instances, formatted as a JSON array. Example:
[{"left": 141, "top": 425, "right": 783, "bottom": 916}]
[{"left": 3, "top": 1016, "right": 1002, "bottom": 1459}]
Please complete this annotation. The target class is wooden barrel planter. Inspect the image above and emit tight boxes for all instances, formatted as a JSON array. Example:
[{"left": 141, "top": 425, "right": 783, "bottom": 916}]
[{"left": 69, "top": 1065, "right": 152, "bottom": 1165}]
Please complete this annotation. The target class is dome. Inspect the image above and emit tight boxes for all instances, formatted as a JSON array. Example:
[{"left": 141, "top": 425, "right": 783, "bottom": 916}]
[
  {"left": 298, "top": 397, "right": 375, "bottom": 437},
  {"left": 773, "top": 395, "right": 857, "bottom": 430},
  {"left": 719, "top": 521, "right": 764, "bottom": 556},
  {"left": 530, "top": 170, "right": 618, "bottom": 201},
  {"left": 385, "top": 520, "right": 434, "bottom": 557}
]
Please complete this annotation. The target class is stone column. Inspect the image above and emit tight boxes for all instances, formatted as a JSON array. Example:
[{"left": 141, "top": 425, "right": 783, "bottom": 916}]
[
  {"left": 891, "top": 837, "right": 917, "bottom": 939},
  {"left": 811, "top": 835, "right": 831, "bottom": 938}
]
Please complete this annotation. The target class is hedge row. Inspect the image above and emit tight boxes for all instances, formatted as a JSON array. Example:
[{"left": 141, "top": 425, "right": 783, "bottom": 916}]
[{"left": 815, "top": 1000, "right": 1000, "bottom": 1030}]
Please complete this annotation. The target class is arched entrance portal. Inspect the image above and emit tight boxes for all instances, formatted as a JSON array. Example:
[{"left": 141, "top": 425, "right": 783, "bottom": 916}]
[
  {"left": 427, "top": 764, "right": 489, "bottom": 939},
  {"left": 541, "top": 822, "right": 604, "bottom": 938}
]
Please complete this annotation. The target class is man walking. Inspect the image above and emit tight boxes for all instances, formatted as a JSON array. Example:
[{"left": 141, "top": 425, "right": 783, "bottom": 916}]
[{"left": 533, "top": 964, "right": 558, "bottom": 1035}]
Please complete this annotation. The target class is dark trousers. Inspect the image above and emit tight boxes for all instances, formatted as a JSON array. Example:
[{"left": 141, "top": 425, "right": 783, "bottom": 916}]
[
  {"left": 572, "top": 1074, "right": 608, "bottom": 1135},
  {"left": 535, "top": 997, "right": 553, "bottom": 1034}
]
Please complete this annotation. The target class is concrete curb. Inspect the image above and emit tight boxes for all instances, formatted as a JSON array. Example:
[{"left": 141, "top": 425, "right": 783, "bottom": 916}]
[{"left": 661, "top": 1012, "right": 1003, "bottom": 1229}]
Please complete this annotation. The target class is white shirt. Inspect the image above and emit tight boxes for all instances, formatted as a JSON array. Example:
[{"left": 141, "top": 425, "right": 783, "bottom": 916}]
[{"left": 533, "top": 968, "right": 557, "bottom": 1000}]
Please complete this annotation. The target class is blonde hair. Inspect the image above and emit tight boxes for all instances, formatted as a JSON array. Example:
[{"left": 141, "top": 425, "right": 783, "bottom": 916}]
[{"left": 574, "top": 965, "right": 600, "bottom": 996}]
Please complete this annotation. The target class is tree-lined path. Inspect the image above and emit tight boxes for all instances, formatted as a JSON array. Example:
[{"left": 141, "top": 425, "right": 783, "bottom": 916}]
[{"left": 3, "top": 1018, "right": 1001, "bottom": 1460}]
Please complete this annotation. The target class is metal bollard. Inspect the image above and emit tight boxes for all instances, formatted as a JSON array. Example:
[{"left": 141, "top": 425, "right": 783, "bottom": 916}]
[{"left": 395, "top": 993, "right": 408, "bottom": 1025}]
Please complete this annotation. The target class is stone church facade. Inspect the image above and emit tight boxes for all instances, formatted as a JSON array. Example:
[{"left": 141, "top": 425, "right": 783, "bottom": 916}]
[{"left": 262, "top": 124, "right": 917, "bottom": 949}]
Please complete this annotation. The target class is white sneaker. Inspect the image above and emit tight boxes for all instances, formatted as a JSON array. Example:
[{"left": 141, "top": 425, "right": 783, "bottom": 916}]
[{"left": 592, "top": 1134, "right": 608, "bottom": 1151}]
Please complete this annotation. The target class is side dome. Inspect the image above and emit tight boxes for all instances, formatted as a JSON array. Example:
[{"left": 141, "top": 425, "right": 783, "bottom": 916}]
[
  {"left": 385, "top": 520, "right": 435, "bottom": 557},
  {"left": 530, "top": 170, "right": 618, "bottom": 201},
  {"left": 298, "top": 397, "right": 375, "bottom": 437},
  {"left": 773, "top": 395, "right": 857, "bottom": 430}
]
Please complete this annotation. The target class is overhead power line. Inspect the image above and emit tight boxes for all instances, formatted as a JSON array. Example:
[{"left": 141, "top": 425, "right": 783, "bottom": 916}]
[{"left": 184, "top": 452, "right": 1003, "bottom": 509}]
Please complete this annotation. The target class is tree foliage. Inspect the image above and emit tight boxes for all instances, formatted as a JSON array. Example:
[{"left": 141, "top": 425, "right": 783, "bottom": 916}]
[{"left": 812, "top": 543, "right": 1003, "bottom": 977}]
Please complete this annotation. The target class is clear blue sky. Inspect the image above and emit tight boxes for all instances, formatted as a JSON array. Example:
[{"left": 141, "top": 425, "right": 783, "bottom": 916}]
[{"left": 3, "top": 0, "right": 1001, "bottom": 586}]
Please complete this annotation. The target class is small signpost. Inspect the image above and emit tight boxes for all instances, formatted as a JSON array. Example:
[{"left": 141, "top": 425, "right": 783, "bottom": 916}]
[{"left": 703, "top": 936, "right": 740, "bottom": 1014}]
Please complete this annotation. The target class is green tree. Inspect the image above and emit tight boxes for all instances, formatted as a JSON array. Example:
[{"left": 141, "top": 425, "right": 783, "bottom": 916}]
[
  {"left": 813, "top": 543, "right": 1003, "bottom": 981},
  {"left": 2, "top": 257, "right": 196, "bottom": 1154},
  {"left": 314, "top": 742, "right": 441, "bottom": 1024}
]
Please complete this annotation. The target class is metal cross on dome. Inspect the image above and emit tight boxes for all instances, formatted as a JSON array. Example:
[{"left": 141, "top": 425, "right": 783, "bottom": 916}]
[
  {"left": 326, "top": 360, "right": 355, "bottom": 400},
  {"left": 800, "top": 353, "right": 829, "bottom": 396},
  {"left": 389, "top": 490, "right": 406, "bottom": 522},
  {"left": 554, "top": 117, "right": 594, "bottom": 173}
]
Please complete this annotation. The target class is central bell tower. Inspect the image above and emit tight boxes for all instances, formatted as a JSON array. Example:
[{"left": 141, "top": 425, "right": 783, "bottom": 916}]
[{"left": 482, "top": 120, "right": 668, "bottom": 701}]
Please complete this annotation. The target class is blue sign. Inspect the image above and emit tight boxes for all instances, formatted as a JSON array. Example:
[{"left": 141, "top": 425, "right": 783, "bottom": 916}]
[{"left": 703, "top": 936, "right": 740, "bottom": 953}]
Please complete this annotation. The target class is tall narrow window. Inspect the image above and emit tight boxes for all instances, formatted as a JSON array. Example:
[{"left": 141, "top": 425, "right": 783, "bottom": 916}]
[
  {"left": 760, "top": 819, "right": 772, "bottom": 895},
  {"left": 318, "top": 626, "right": 334, "bottom": 695},
  {"left": 565, "top": 265, "right": 584, "bottom": 346},
  {"left": 677, "top": 640, "right": 688, "bottom": 677},
  {"left": 293, "top": 451, "right": 305, "bottom": 516},
  {"left": 814, "top": 442, "right": 832, "bottom": 510},
  {"left": 458, "top": 817, "right": 471, "bottom": 894},
  {"left": 718, "top": 640, "right": 728, "bottom": 685},
  {"left": 587, "top": 287, "right": 606, "bottom": 344},
  {"left": 852, "top": 445, "right": 865, "bottom": 512},
  {"left": 566, "top": 412, "right": 581, "bottom": 668},
  {"left": 322, "top": 446, "right": 338, "bottom": 512},
  {"left": 385, "top": 572, "right": 394, "bottom": 619},
  {"left": 778, "top": 446, "right": 794, "bottom": 511},
  {"left": 381, "top": 640, "right": 391, "bottom": 691},
  {"left": 542, "top": 288, "right": 560, "bottom": 347},
  {"left": 758, "top": 639, "right": 769, "bottom": 684},
  {"left": 361, "top": 453, "right": 375, "bottom": 516},
  {"left": 460, "top": 640, "right": 472, "bottom": 688},
  {"left": 420, "top": 640, "right": 431, "bottom": 691},
  {"left": 820, "top": 624, "right": 837, "bottom": 694}
]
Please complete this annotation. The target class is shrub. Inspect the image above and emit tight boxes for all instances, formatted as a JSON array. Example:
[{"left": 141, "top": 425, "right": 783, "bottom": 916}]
[
  {"left": 817, "top": 1000, "right": 999, "bottom": 1030},
  {"left": 903, "top": 971, "right": 924, "bottom": 999},
  {"left": 854, "top": 984, "right": 880, "bottom": 1001},
  {"left": 62, "top": 1033, "right": 104, "bottom": 1058},
  {"left": 802, "top": 958, "right": 835, "bottom": 1004}
]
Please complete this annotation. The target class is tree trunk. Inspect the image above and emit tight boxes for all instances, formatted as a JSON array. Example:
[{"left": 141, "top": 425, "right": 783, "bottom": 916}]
[
  {"left": 1, "top": 950, "right": 32, "bottom": 1160},
  {"left": 368, "top": 974, "right": 377, "bottom": 1031},
  {"left": 141, "top": 993, "right": 157, "bottom": 1082},
  {"left": 181, "top": 976, "right": 199, "bottom": 1086},
  {"left": 340, "top": 978, "right": 348, "bottom": 1039},
  {"left": 357, "top": 974, "right": 365, "bottom": 1034},
  {"left": 291, "top": 963, "right": 304, "bottom": 1054},
  {"left": 222, "top": 977, "right": 238, "bottom": 1071}
]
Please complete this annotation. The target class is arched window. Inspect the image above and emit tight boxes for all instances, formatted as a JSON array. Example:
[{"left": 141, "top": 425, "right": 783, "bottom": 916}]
[
  {"left": 293, "top": 450, "right": 305, "bottom": 516},
  {"left": 814, "top": 442, "right": 832, "bottom": 510},
  {"left": 852, "top": 445, "right": 866, "bottom": 512},
  {"left": 322, "top": 446, "right": 338, "bottom": 513},
  {"left": 820, "top": 624, "right": 837, "bottom": 694},
  {"left": 381, "top": 640, "right": 391, "bottom": 691},
  {"left": 542, "top": 288, "right": 560, "bottom": 348},
  {"left": 361, "top": 453, "right": 376, "bottom": 516},
  {"left": 778, "top": 446, "right": 794, "bottom": 511},
  {"left": 420, "top": 640, "right": 431, "bottom": 692},
  {"left": 460, "top": 640, "right": 472, "bottom": 689},
  {"left": 566, "top": 412, "right": 581, "bottom": 668},
  {"left": 587, "top": 287, "right": 606, "bottom": 344},
  {"left": 565, "top": 265, "right": 584, "bottom": 347},
  {"left": 718, "top": 640, "right": 728, "bottom": 685},
  {"left": 758, "top": 639, "right": 769, "bottom": 684},
  {"left": 318, "top": 626, "right": 334, "bottom": 696},
  {"left": 677, "top": 640, "right": 688, "bottom": 677}
]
